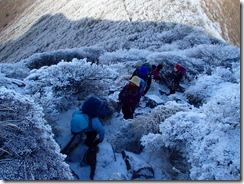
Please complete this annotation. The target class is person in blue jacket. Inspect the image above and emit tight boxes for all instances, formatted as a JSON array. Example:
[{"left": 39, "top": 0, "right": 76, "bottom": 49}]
[
  {"left": 62, "top": 96, "right": 106, "bottom": 180},
  {"left": 61, "top": 96, "right": 105, "bottom": 155},
  {"left": 131, "top": 64, "right": 152, "bottom": 96},
  {"left": 70, "top": 111, "right": 105, "bottom": 147}
]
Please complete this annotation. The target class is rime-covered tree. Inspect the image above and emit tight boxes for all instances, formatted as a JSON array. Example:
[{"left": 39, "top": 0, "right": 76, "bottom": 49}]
[{"left": 0, "top": 88, "right": 74, "bottom": 180}]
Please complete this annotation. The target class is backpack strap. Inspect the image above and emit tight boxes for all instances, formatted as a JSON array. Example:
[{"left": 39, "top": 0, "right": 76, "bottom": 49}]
[
  {"left": 84, "top": 115, "right": 99, "bottom": 147},
  {"left": 88, "top": 116, "right": 93, "bottom": 129}
]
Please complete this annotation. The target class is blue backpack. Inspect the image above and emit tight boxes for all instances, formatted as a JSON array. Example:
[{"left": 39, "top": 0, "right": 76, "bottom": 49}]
[
  {"left": 82, "top": 96, "right": 113, "bottom": 118},
  {"left": 82, "top": 96, "right": 102, "bottom": 117}
]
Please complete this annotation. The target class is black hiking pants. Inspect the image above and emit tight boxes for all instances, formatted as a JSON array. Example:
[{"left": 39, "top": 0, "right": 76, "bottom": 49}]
[
  {"left": 121, "top": 106, "right": 134, "bottom": 119},
  {"left": 83, "top": 130, "right": 100, "bottom": 180},
  {"left": 82, "top": 146, "right": 99, "bottom": 180}
]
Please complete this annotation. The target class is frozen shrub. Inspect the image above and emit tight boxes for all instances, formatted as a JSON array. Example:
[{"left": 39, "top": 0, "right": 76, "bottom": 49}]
[
  {"left": 113, "top": 114, "right": 160, "bottom": 154},
  {"left": 0, "top": 88, "right": 74, "bottom": 180},
  {"left": 141, "top": 83, "right": 240, "bottom": 180},
  {"left": 185, "top": 66, "right": 238, "bottom": 107},
  {"left": 23, "top": 47, "right": 105, "bottom": 70},
  {"left": 24, "top": 59, "right": 117, "bottom": 114},
  {"left": 0, "top": 63, "right": 30, "bottom": 79}
]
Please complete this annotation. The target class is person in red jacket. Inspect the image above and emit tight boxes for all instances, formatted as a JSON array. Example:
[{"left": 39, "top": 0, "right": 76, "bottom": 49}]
[
  {"left": 167, "top": 64, "right": 186, "bottom": 94},
  {"left": 152, "top": 64, "right": 163, "bottom": 81},
  {"left": 118, "top": 76, "right": 142, "bottom": 119}
]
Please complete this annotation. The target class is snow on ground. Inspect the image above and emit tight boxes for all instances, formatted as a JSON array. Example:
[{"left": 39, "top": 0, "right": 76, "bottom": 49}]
[{"left": 52, "top": 79, "right": 187, "bottom": 180}]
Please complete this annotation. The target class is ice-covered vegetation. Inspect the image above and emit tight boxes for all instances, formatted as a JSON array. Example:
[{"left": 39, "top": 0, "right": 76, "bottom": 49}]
[
  {"left": 0, "top": 12, "right": 240, "bottom": 180},
  {"left": 0, "top": 88, "right": 74, "bottom": 180}
]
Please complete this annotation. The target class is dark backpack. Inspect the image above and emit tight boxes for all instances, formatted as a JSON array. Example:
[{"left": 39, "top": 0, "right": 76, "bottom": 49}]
[
  {"left": 82, "top": 96, "right": 113, "bottom": 119},
  {"left": 98, "top": 98, "right": 113, "bottom": 118},
  {"left": 142, "top": 63, "right": 153, "bottom": 75},
  {"left": 82, "top": 96, "right": 102, "bottom": 118}
]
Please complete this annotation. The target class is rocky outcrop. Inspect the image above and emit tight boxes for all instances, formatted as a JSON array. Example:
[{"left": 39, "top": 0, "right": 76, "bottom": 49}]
[{"left": 122, "top": 150, "right": 154, "bottom": 180}]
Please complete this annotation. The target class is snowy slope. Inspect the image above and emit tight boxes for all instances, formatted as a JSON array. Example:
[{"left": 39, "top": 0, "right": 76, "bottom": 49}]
[
  {"left": 0, "top": 0, "right": 240, "bottom": 64},
  {"left": 0, "top": 0, "right": 240, "bottom": 181}
]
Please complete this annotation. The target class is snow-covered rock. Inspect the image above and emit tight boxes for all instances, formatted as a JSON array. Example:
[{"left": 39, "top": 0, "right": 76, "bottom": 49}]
[{"left": 122, "top": 150, "right": 154, "bottom": 180}]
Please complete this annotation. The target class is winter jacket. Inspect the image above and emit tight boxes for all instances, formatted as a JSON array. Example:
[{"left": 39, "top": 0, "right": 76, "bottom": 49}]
[
  {"left": 118, "top": 84, "right": 141, "bottom": 112},
  {"left": 70, "top": 111, "right": 105, "bottom": 141},
  {"left": 152, "top": 67, "right": 162, "bottom": 80},
  {"left": 170, "top": 66, "right": 186, "bottom": 83}
]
